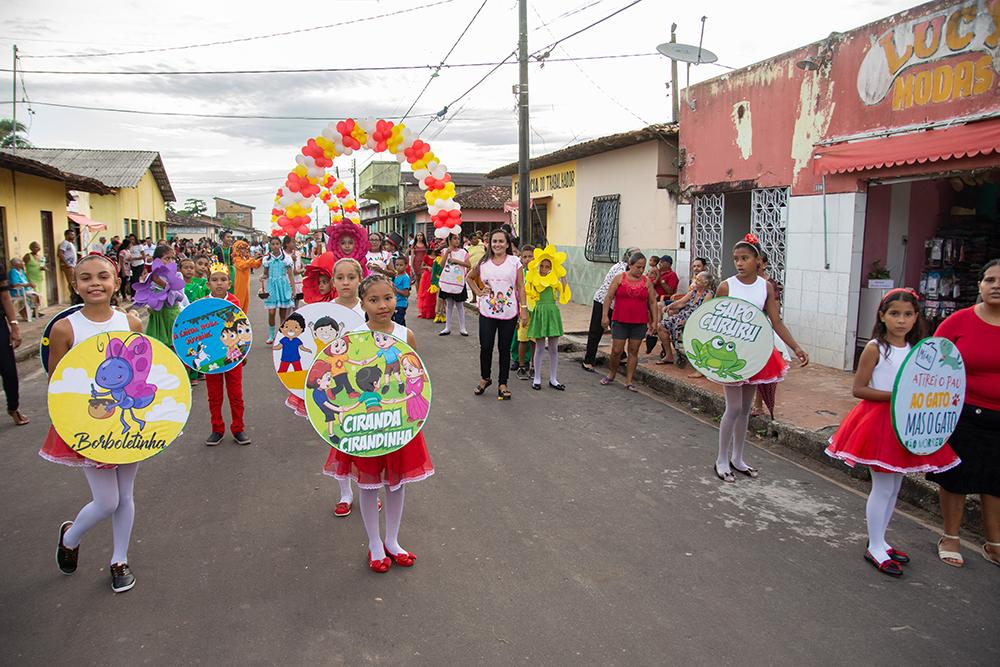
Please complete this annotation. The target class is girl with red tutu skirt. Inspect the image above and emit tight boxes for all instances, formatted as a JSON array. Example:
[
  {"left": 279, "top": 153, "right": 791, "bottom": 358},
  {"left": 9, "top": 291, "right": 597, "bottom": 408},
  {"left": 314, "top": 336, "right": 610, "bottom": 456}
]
[
  {"left": 826, "top": 289, "right": 959, "bottom": 577},
  {"left": 40, "top": 255, "right": 146, "bottom": 593},
  {"left": 322, "top": 273, "right": 433, "bottom": 572},
  {"left": 713, "top": 234, "right": 810, "bottom": 484}
]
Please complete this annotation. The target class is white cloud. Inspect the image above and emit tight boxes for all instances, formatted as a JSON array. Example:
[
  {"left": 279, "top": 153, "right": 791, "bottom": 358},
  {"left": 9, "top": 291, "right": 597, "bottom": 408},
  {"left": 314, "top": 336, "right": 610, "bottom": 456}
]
[
  {"left": 49, "top": 367, "right": 92, "bottom": 394},
  {"left": 145, "top": 397, "right": 189, "bottom": 424},
  {"left": 148, "top": 364, "right": 181, "bottom": 390}
]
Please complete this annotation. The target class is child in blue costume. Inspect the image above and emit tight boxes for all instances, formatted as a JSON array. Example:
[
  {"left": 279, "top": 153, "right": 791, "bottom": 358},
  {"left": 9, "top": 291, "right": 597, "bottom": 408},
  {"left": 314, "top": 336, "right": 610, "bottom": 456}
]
[{"left": 261, "top": 235, "right": 295, "bottom": 344}]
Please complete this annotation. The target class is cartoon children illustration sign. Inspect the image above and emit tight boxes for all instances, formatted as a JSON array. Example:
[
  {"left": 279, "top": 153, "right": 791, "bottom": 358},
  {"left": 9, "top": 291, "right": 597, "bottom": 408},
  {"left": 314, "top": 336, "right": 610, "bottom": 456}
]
[
  {"left": 172, "top": 297, "right": 252, "bottom": 374},
  {"left": 48, "top": 332, "right": 191, "bottom": 464},
  {"left": 891, "top": 337, "right": 966, "bottom": 456},
  {"left": 681, "top": 296, "right": 775, "bottom": 383},
  {"left": 304, "top": 330, "right": 432, "bottom": 456},
  {"left": 271, "top": 302, "right": 364, "bottom": 397}
]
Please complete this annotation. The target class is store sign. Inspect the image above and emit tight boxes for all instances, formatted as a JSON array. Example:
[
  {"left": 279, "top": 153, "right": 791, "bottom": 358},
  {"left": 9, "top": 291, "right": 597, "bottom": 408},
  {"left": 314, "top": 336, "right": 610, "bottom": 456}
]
[
  {"left": 857, "top": 1, "right": 999, "bottom": 110},
  {"left": 512, "top": 168, "right": 576, "bottom": 196},
  {"left": 891, "top": 337, "right": 966, "bottom": 455}
]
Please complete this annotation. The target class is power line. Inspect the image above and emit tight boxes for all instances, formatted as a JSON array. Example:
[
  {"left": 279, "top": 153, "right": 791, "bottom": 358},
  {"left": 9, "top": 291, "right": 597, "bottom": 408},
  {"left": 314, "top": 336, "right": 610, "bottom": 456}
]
[
  {"left": 419, "top": 48, "right": 518, "bottom": 135},
  {"left": 1, "top": 52, "right": 657, "bottom": 76},
  {"left": 20, "top": 0, "right": 456, "bottom": 59},
  {"left": 532, "top": 0, "right": 646, "bottom": 60},
  {"left": 400, "top": 0, "right": 490, "bottom": 122}
]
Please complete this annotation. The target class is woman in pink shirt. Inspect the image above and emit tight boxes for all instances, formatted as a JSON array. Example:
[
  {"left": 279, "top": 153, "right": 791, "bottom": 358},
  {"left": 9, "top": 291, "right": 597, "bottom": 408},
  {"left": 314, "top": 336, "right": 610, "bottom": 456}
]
[{"left": 467, "top": 229, "right": 527, "bottom": 400}]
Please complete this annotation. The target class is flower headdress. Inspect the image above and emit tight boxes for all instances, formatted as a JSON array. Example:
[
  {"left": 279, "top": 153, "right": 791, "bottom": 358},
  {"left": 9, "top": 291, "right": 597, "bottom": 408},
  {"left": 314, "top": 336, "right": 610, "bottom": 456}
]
[
  {"left": 326, "top": 220, "right": 370, "bottom": 266},
  {"left": 133, "top": 258, "right": 185, "bottom": 311},
  {"left": 232, "top": 239, "right": 250, "bottom": 254},
  {"left": 303, "top": 251, "right": 336, "bottom": 303},
  {"left": 525, "top": 244, "right": 572, "bottom": 307}
]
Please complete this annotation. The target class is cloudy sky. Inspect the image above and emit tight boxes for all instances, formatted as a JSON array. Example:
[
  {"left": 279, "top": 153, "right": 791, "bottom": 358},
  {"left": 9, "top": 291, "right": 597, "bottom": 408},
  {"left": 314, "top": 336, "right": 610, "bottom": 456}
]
[{"left": 1, "top": 0, "right": 914, "bottom": 230}]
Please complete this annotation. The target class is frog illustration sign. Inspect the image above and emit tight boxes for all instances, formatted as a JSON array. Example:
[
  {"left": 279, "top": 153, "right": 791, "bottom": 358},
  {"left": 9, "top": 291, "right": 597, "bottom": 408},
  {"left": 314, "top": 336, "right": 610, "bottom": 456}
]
[
  {"left": 891, "top": 337, "right": 966, "bottom": 455},
  {"left": 681, "top": 297, "right": 775, "bottom": 384}
]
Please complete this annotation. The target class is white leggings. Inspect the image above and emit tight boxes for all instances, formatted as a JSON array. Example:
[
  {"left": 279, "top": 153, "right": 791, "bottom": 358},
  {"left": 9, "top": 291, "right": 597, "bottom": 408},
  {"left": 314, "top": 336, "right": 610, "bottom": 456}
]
[
  {"left": 532, "top": 337, "right": 560, "bottom": 385},
  {"left": 717, "top": 385, "right": 757, "bottom": 473},
  {"left": 866, "top": 471, "right": 903, "bottom": 560},
  {"left": 444, "top": 298, "right": 466, "bottom": 332},
  {"left": 62, "top": 464, "right": 139, "bottom": 565}
]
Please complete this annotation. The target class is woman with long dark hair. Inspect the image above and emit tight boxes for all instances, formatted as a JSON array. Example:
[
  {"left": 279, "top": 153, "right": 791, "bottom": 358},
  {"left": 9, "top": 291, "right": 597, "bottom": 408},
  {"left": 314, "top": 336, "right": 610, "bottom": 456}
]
[{"left": 467, "top": 229, "right": 527, "bottom": 400}]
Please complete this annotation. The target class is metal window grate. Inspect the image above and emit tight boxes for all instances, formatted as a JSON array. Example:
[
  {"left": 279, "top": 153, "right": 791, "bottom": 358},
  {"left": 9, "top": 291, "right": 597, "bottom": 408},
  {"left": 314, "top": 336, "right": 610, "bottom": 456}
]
[
  {"left": 751, "top": 187, "right": 789, "bottom": 291},
  {"left": 585, "top": 194, "right": 621, "bottom": 262},
  {"left": 693, "top": 193, "right": 724, "bottom": 273}
]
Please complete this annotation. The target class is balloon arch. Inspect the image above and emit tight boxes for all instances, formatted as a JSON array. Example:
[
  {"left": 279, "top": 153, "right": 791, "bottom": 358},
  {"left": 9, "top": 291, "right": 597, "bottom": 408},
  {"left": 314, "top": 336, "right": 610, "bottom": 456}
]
[{"left": 271, "top": 118, "right": 462, "bottom": 240}]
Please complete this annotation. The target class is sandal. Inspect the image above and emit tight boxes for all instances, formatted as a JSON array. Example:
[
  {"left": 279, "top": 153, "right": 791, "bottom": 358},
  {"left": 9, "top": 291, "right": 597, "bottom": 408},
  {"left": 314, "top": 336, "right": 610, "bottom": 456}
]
[
  {"left": 937, "top": 534, "right": 964, "bottom": 568},
  {"left": 333, "top": 502, "right": 351, "bottom": 517},
  {"left": 730, "top": 462, "right": 759, "bottom": 479},
  {"left": 600, "top": 376, "right": 614, "bottom": 386},
  {"left": 384, "top": 543, "right": 416, "bottom": 567},
  {"left": 497, "top": 386, "right": 512, "bottom": 401},
  {"left": 982, "top": 541, "right": 1000, "bottom": 567},
  {"left": 887, "top": 547, "right": 910, "bottom": 564},
  {"left": 548, "top": 382, "right": 566, "bottom": 391},
  {"left": 864, "top": 550, "right": 903, "bottom": 577},
  {"left": 8, "top": 409, "right": 29, "bottom": 426},
  {"left": 473, "top": 379, "right": 493, "bottom": 396},
  {"left": 367, "top": 551, "right": 391, "bottom": 574},
  {"left": 654, "top": 359, "right": 673, "bottom": 365},
  {"left": 581, "top": 363, "right": 596, "bottom": 373},
  {"left": 625, "top": 383, "right": 638, "bottom": 392},
  {"left": 713, "top": 465, "right": 735, "bottom": 484}
]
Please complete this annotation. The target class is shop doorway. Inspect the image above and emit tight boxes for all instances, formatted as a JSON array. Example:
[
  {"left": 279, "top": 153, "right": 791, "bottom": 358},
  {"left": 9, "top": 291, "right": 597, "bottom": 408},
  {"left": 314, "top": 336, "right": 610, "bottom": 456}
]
[{"left": 41, "top": 211, "right": 58, "bottom": 305}]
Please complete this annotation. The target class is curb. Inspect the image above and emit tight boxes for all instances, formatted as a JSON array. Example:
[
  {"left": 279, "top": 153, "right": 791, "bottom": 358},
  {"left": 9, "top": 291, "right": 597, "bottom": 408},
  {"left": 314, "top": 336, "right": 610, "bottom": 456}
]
[{"left": 561, "top": 337, "right": 983, "bottom": 535}]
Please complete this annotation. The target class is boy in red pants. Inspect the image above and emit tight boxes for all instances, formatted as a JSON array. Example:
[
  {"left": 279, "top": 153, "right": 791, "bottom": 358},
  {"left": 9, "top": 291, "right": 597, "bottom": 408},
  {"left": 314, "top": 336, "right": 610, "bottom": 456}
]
[{"left": 204, "top": 262, "right": 250, "bottom": 446}]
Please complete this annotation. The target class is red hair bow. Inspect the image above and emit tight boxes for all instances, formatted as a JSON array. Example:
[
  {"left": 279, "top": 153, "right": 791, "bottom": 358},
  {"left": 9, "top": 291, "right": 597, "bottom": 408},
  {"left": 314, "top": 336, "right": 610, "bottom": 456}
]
[{"left": 744, "top": 233, "right": 759, "bottom": 245}]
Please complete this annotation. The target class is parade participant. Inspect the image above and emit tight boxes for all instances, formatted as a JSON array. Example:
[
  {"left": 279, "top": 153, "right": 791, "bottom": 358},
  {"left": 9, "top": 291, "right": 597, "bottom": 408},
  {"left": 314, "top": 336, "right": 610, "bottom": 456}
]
[
  {"left": 512, "top": 245, "right": 535, "bottom": 380},
  {"left": 194, "top": 254, "right": 211, "bottom": 281},
  {"left": 468, "top": 228, "right": 527, "bottom": 400},
  {"left": 204, "top": 262, "right": 250, "bottom": 446},
  {"left": 826, "top": 289, "right": 959, "bottom": 576},
  {"left": 326, "top": 220, "right": 370, "bottom": 275},
  {"left": 325, "top": 273, "right": 433, "bottom": 571},
  {"left": 135, "top": 245, "right": 185, "bottom": 350},
  {"left": 116, "top": 239, "right": 133, "bottom": 302},
  {"left": 526, "top": 246, "right": 571, "bottom": 391},
  {"left": 416, "top": 241, "right": 436, "bottom": 320},
  {"left": 302, "top": 251, "right": 335, "bottom": 304},
  {"left": 365, "top": 232, "right": 393, "bottom": 276},
  {"left": 260, "top": 236, "right": 295, "bottom": 345},
  {"left": 753, "top": 253, "right": 786, "bottom": 419},
  {"left": 283, "top": 235, "right": 305, "bottom": 307},
  {"left": 438, "top": 233, "right": 469, "bottom": 336},
  {"left": 600, "top": 252, "right": 656, "bottom": 392},
  {"left": 430, "top": 244, "right": 446, "bottom": 323},
  {"left": 927, "top": 259, "right": 1000, "bottom": 568},
  {"left": 582, "top": 248, "right": 637, "bottom": 373},
  {"left": 712, "top": 234, "right": 808, "bottom": 483},
  {"left": 212, "top": 231, "right": 236, "bottom": 285},
  {"left": 179, "top": 258, "right": 206, "bottom": 386},
  {"left": 41, "top": 254, "right": 144, "bottom": 593},
  {"left": 232, "top": 240, "right": 262, "bottom": 312},
  {"left": 392, "top": 257, "right": 411, "bottom": 326}
]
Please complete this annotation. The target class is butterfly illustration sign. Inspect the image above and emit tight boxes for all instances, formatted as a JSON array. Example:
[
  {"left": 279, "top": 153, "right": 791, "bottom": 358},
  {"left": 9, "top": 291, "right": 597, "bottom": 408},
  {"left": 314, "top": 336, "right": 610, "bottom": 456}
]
[
  {"left": 48, "top": 333, "right": 192, "bottom": 464},
  {"left": 304, "top": 330, "right": 431, "bottom": 457},
  {"left": 272, "top": 302, "right": 364, "bottom": 398},
  {"left": 172, "top": 297, "right": 252, "bottom": 374},
  {"left": 891, "top": 337, "right": 966, "bottom": 456},
  {"left": 681, "top": 297, "right": 775, "bottom": 383}
]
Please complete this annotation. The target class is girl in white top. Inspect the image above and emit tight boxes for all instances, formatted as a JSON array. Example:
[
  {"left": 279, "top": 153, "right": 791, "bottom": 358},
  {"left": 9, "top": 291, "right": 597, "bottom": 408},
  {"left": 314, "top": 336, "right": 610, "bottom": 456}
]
[
  {"left": 364, "top": 232, "right": 394, "bottom": 276},
  {"left": 712, "top": 234, "right": 808, "bottom": 483},
  {"left": 826, "top": 289, "right": 959, "bottom": 576},
  {"left": 438, "top": 233, "right": 470, "bottom": 336},
  {"left": 42, "top": 254, "right": 145, "bottom": 593}
]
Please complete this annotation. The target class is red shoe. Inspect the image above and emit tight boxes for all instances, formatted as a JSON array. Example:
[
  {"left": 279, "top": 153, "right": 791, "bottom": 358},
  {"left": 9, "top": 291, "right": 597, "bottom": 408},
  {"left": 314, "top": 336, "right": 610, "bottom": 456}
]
[
  {"left": 333, "top": 502, "right": 351, "bottom": 517},
  {"left": 367, "top": 550, "right": 391, "bottom": 573},
  {"left": 384, "top": 543, "right": 416, "bottom": 567},
  {"left": 887, "top": 547, "right": 910, "bottom": 564},
  {"left": 864, "top": 550, "right": 903, "bottom": 577},
  {"left": 378, "top": 499, "right": 382, "bottom": 512}
]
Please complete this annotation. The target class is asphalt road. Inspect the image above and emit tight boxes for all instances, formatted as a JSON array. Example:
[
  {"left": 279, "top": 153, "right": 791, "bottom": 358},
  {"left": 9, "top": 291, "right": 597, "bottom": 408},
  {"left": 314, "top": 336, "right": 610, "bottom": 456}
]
[{"left": 1, "top": 304, "right": 998, "bottom": 666}]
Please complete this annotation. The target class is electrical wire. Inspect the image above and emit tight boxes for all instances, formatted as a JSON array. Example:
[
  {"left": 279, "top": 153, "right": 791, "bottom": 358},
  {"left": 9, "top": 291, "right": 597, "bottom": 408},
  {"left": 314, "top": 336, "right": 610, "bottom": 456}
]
[
  {"left": 400, "top": 0, "right": 490, "bottom": 122},
  {"left": 20, "top": 0, "right": 456, "bottom": 59},
  {"left": 418, "top": 48, "right": 517, "bottom": 135},
  {"left": 1, "top": 52, "right": 656, "bottom": 76},
  {"left": 531, "top": 0, "right": 646, "bottom": 60}
]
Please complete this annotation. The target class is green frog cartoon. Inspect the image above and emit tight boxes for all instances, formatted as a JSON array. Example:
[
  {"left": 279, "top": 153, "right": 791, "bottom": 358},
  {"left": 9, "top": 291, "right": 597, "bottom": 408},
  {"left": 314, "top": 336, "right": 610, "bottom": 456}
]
[{"left": 688, "top": 336, "right": 747, "bottom": 380}]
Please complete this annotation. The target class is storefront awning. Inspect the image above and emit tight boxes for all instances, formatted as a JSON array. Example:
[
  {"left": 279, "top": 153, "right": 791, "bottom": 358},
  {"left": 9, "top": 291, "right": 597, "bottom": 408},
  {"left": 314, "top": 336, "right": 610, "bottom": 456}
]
[
  {"left": 813, "top": 119, "right": 1000, "bottom": 176},
  {"left": 67, "top": 211, "right": 108, "bottom": 232}
]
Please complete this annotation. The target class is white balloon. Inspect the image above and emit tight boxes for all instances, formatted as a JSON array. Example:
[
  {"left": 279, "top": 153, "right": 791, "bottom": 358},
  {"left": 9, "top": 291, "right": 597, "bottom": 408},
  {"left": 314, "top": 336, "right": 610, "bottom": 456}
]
[
  {"left": 414, "top": 168, "right": 430, "bottom": 182},
  {"left": 430, "top": 163, "right": 447, "bottom": 180},
  {"left": 434, "top": 226, "right": 450, "bottom": 240},
  {"left": 396, "top": 152, "right": 407, "bottom": 164}
]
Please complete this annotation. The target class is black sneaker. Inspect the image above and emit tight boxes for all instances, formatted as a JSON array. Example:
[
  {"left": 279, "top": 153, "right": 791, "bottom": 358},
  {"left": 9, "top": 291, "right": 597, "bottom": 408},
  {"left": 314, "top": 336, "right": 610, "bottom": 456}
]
[
  {"left": 510, "top": 360, "right": 520, "bottom": 372},
  {"left": 233, "top": 431, "right": 251, "bottom": 446},
  {"left": 516, "top": 367, "right": 529, "bottom": 381},
  {"left": 110, "top": 562, "right": 135, "bottom": 593},
  {"left": 205, "top": 432, "right": 224, "bottom": 446},
  {"left": 56, "top": 521, "right": 78, "bottom": 575}
]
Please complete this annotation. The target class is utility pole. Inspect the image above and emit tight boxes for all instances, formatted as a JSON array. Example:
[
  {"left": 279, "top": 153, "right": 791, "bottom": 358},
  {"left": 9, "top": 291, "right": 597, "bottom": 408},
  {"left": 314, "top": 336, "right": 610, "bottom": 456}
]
[
  {"left": 11, "top": 45, "right": 17, "bottom": 154},
  {"left": 670, "top": 25, "right": 679, "bottom": 123},
  {"left": 517, "top": 0, "right": 530, "bottom": 243}
]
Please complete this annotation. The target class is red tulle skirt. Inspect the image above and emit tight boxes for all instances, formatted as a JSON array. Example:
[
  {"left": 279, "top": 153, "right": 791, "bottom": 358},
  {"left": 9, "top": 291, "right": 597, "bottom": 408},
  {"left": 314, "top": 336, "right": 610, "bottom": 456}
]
[
  {"left": 729, "top": 348, "right": 789, "bottom": 386},
  {"left": 417, "top": 270, "right": 435, "bottom": 319},
  {"left": 323, "top": 432, "right": 434, "bottom": 491},
  {"left": 825, "top": 400, "right": 960, "bottom": 474},
  {"left": 39, "top": 426, "right": 116, "bottom": 469}
]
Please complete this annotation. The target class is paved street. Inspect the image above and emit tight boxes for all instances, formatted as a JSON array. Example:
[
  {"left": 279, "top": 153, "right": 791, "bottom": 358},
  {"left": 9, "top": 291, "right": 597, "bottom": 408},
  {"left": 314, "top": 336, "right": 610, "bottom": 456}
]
[{"left": 2, "top": 305, "right": 998, "bottom": 666}]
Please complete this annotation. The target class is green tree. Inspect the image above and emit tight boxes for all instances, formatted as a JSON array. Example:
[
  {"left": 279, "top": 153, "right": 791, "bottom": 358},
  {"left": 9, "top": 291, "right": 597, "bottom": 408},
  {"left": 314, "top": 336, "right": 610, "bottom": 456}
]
[
  {"left": 180, "top": 198, "right": 208, "bottom": 216},
  {"left": 0, "top": 118, "right": 32, "bottom": 148},
  {"left": 165, "top": 201, "right": 177, "bottom": 214}
]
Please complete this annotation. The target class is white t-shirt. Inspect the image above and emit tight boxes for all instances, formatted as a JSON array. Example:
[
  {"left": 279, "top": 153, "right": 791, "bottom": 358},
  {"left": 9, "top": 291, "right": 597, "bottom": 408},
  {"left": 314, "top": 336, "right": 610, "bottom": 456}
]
[
  {"left": 130, "top": 246, "right": 144, "bottom": 267},
  {"left": 58, "top": 240, "right": 77, "bottom": 267}
]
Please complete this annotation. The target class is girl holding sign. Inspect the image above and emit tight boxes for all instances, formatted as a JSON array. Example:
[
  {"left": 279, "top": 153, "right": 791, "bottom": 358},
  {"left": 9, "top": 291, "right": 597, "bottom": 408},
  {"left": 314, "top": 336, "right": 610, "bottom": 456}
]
[
  {"left": 41, "top": 254, "right": 144, "bottom": 593},
  {"left": 826, "top": 289, "right": 959, "bottom": 577},
  {"left": 325, "top": 273, "right": 433, "bottom": 572},
  {"left": 438, "top": 233, "right": 470, "bottom": 336},
  {"left": 713, "top": 235, "right": 809, "bottom": 483}
]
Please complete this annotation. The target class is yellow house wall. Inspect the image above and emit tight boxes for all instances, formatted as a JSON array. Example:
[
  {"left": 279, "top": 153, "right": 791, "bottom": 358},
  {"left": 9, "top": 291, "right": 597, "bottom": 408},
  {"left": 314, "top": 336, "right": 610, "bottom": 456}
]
[
  {"left": 510, "top": 160, "right": 577, "bottom": 246},
  {"left": 0, "top": 167, "right": 72, "bottom": 305},
  {"left": 89, "top": 170, "right": 167, "bottom": 239}
]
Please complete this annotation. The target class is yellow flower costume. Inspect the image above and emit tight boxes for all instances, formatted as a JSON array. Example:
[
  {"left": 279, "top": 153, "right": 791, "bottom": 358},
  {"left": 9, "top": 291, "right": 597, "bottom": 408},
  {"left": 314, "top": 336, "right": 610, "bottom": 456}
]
[{"left": 525, "top": 245, "right": 571, "bottom": 339}]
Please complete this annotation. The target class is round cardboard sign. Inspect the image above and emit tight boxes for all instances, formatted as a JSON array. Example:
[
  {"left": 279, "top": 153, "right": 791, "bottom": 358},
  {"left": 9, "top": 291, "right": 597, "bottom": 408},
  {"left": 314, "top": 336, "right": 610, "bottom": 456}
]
[
  {"left": 48, "top": 332, "right": 192, "bottom": 464},
  {"left": 272, "top": 302, "right": 364, "bottom": 397},
  {"left": 40, "top": 304, "right": 83, "bottom": 372},
  {"left": 681, "top": 297, "right": 774, "bottom": 384},
  {"left": 891, "top": 337, "right": 966, "bottom": 455},
  {"left": 172, "top": 297, "right": 251, "bottom": 374},
  {"left": 304, "top": 330, "right": 431, "bottom": 457}
]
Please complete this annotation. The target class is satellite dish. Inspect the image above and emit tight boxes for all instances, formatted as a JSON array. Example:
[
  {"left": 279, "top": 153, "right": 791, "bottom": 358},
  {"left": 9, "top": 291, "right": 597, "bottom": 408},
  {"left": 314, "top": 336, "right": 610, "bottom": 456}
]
[{"left": 656, "top": 42, "right": 718, "bottom": 64}]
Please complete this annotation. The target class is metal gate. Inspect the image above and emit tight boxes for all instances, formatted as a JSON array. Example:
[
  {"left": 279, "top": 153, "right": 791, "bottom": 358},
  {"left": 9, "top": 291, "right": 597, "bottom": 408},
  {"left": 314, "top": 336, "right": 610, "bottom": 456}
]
[
  {"left": 692, "top": 193, "right": 724, "bottom": 274},
  {"left": 750, "top": 187, "right": 789, "bottom": 289}
]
